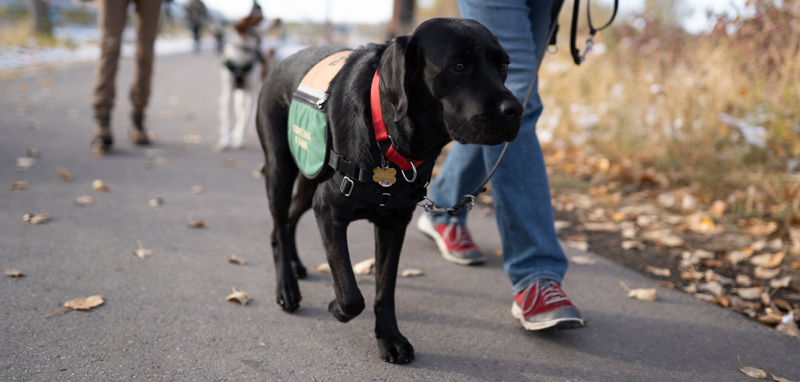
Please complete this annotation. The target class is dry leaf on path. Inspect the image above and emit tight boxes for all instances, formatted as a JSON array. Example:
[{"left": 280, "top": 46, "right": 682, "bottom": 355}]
[
  {"left": 187, "top": 212, "right": 205, "bottom": 228},
  {"left": 314, "top": 263, "right": 331, "bottom": 274},
  {"left": 753, "top": 267, "right": 779, "bottom": 279},
  {"left": 646, "top": 266, "right": 671, "bottom": 277},
  {"left": 771, "top": 374, "right": 791, "bottom": 382},
  {"left": 75, "top": 195, "right": 94, "bottom": 205},
  {"left": 226, "top": 287, "right": 251, "bottom": 306},
  {"left": 26, "top": 147, "right": 40, "bottom": 158},
  {"left": 58, "top": 166, "right": 73, "bottom": 182},
  {"left": 583, "top": 222, "right": 618, "bottom": 232},
  {"left": 5, "top": 268, "right": 25, "bottom": 278},
  {"left": 566, "top": 240, "right": 589, "bottom": 251},
  {"left": 769, "top": 275, "right": 792, "bottom": 289},
  {"left": 133, "top": 240, "right": 153, "bottom": 259},
  {"left": 641, "top": 230, "right": 684, "bottom": 248},
  {"left": 353, "top": 258, "right": 375, "bottom": 275},
  {"left": 621, "top": 240, "right": 645, "bottom": 250},
  {"left": 23, "top": 213, "right": 51, "bottom": 224},
  {"left": 92, "top": 179, "right": 110, "bottom": 192},
  {"left": 750, "top": 252, "right": 785, "bottom": 268},
  {"left": 727, "top": 250, "right": 753, "bottom": 265},
  {"left": 737, "top": 356, "right": 767, "bottom": 379},
  {"left": 191, "top": 185, "right": 204, "bottom": 194},
  {"left": 10, "top": 181, "right": 28, "bottom": 190},
  {"left": 46, "top": 295, "right": 105, "bottom": 319},
  {"left": 736, "top": 274, "right": 753, "bottom": 286},
  {"left": 737, "top": 286, "right": 763, "bottom": 300},
  {"left": 228, "top": 254, "right": 246, "bottom": 265},
  {"left": 401, "top": 268, "right": 426, "bottom": 277},
  {"left": 16, "top": 157, "right": 36, "bottom": 171},
  {"left": 619, "top": 281, "right": 658, "bottom": 301},
  {"left": 148, "top": 197, "right": 164, "bottom": 207},
  {"left": 569, "top": 255, "right": 596, "bottom": 265}
]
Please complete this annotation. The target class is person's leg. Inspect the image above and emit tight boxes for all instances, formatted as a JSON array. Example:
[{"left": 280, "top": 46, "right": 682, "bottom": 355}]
[
  {"left": 91, "top": 0, "right": 130, "bottom": 154},
  {"left": 130, "top": 0, "right": 162, "bottom": 115},
  {"left": 129, "top": 0, "right": 163, "bottom": 144},
  {"left": 92, "top": 0, "right": 130, "bottom": 116}
]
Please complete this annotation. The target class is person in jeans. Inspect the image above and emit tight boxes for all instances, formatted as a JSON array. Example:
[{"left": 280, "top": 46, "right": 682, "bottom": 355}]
[
  {"left": 91, "top": 0, "right": 162, "bottom": 156},
  {"left": 417, "top": 0, "right": 584, "bottom": 331}
]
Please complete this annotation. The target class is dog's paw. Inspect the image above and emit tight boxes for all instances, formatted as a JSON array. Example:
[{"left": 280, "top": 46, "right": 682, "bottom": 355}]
[
  {"left": 327, "top": 299, "right": 364, "bottom": 322},
  {"left": 377, "top": 336, "right": 415, "bottom": 364},
  {"left": 276, "top": 277, "right": 301, "bottom": 312}
]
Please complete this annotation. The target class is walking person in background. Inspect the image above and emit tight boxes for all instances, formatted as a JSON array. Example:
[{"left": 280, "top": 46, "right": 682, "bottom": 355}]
[
  {"left": 91, "top": 0, "right": 163, "bottom": 156},
  {"left": 417, "top": 0, "right": 585, "bottom": 331},
  {"left": 185, "top": 0, "right": 208, "bottom": 52}
]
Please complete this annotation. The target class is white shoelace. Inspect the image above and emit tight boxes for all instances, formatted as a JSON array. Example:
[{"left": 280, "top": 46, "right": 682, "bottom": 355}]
[{"left": 520, "top": 279, "right": 568, "bottom": 315}]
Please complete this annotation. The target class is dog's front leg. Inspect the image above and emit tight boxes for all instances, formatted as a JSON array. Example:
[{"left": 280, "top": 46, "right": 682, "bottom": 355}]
[
  {"left": 216, "top": 71, "right": 232, "bottom": 150},
  {"left": 313, "top": 190, "right": 365, "bottom": 322},
  {"left": 373, "top": 218, "right": 415, "bottom": 364}
]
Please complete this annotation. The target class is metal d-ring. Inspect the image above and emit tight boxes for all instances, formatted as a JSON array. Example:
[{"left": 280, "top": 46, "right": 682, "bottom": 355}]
[{"left": 401, "top": 161, "right": 417, "bottom": 183}]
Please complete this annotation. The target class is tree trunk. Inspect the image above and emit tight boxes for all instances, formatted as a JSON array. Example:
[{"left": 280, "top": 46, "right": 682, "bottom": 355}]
[
  {"left": 388, "top": 0, "right": 415, "bottom": 39},
  {"left": 29, "top": 0, "right": 53, "bottom": 37}
]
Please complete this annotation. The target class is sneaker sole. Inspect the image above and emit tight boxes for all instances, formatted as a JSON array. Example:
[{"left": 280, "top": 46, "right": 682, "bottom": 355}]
[
  {"left": 511, "top": 302, "right": 585, "bottom": 331},
  {"left": 416, "top": 215, "right": 485, "bottom": 265}
]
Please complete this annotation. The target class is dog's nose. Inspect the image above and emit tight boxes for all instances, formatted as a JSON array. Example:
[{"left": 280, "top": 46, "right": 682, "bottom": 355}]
[{"left": 499, "top": 98, "right": 523, "bottom": 120}]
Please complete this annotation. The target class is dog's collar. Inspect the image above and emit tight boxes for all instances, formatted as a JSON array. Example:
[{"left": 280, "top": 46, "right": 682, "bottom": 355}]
[{"left": 370, "top": 70, "right": 423, "bottom": 172}]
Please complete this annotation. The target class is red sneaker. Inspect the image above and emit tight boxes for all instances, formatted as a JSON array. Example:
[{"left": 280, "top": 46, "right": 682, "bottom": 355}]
[
  {"left": 511, "top": 279, "right": 584, "bottom": 331},
  {"left": 417, "top": 215, "right": 486, "bottom": 265}
]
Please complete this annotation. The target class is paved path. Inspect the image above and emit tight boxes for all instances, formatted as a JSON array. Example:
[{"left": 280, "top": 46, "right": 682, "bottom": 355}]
[{"left": 1, "top": 52, "right": 799, "bottom": 381}]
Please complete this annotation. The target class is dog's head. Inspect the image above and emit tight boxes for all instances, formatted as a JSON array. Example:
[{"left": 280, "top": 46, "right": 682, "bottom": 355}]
[{"left": 380, "top": 18, "right": 522, "bottom": 146}]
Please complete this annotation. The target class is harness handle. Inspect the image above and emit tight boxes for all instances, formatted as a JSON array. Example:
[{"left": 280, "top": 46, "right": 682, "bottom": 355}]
[{"left": 570, "top": 0, "right": 619, "bottom": 65}]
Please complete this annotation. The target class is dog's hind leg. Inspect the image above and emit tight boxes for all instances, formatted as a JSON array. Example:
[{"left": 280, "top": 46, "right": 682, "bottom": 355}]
[
  {"left": 284, "top": 176, "right": 317, "bottom": 279},
  {"left": 373, "top": 216, "right": 415, "bottom": 364},
  {"left": 231, "top": 89, "right": 249, "bottom": 150}
]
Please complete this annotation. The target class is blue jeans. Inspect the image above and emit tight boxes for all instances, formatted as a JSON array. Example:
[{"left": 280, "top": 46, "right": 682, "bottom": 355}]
[{"left": 428, "top": 0, "right": 566, "bottom": 295}]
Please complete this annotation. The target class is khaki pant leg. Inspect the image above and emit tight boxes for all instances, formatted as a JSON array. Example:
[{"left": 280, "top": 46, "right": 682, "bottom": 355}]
[
  {"left": 92, "top": 0, "right": 131, "bottom": 116},
  {"left": 129, "top": 0, "right": 163, "bottom": 113}
]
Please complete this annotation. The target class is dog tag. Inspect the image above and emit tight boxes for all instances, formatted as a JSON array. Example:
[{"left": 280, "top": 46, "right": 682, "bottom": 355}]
[{"left": 372, "top": 167, "right": 396, "bottom": 187}]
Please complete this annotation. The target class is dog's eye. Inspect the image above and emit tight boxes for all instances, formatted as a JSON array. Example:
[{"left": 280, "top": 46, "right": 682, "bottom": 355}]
[
  {"left": 500, "top": 63, "right": 508, "bottom": 72},
  {"left": 453, "top": 63, "right": 466, "bottom": 72}
]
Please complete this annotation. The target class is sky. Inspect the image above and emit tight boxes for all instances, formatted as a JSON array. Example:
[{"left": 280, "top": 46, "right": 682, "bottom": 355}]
[{"left": 195, "top": 0, "right": 752, "bottom": 33}]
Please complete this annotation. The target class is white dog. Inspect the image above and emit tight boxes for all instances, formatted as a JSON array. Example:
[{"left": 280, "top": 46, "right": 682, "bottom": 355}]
[{"left": 216, "top": 16, "right": 272, "bottom": 150}]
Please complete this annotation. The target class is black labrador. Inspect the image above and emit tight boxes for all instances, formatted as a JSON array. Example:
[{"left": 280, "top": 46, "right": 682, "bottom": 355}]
[{"left": 256, "top": 17, "right": 522, "bottom": 364}]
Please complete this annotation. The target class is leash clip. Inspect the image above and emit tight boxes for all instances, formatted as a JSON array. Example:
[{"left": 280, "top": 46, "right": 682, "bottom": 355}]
[{"left": 579, "top": 37, "right": 594, "bottom": 63}]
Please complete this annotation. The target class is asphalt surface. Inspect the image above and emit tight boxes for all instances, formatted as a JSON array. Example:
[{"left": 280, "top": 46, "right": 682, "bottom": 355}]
[{"left": 2, "top": 52, "right": 799, "bottom": 382}]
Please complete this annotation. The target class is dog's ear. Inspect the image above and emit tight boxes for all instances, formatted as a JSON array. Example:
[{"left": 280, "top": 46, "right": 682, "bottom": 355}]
[{"left": 381, "top": 35, "right": 418, "bottom": 122}]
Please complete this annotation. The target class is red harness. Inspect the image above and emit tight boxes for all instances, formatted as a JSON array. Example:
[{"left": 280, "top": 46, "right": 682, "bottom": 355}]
[{"left": 370, "top": 70, "right": 423, "bottom": 172}]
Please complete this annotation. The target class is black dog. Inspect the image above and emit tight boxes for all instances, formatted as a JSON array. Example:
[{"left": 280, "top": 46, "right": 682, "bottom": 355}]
[{"left": 256, "top": 17, "right": 522, "bottom": 364}]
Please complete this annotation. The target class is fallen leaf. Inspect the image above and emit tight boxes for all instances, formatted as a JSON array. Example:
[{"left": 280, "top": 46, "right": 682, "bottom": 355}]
[
  {"left": 727, "top": 250, "right": 753, "bottom": 265},
  {"left": 226, "top": 287, "right": 251, "bottom": 306},
  {"left": 737, "top": 286, "right": 763, "bottom": 300},
  {"left": 148, "top": 197, "right": 164, "bottom": 207},
  {"left": 680, "top": 270, "right": 704, "bottom": 281},
  {"left": 569, "top": 255, "right": 596, "bottom": 265},
  {"left": 5, "top": 268, "right": 24, "bottom": 278},
  {"left": 57, "top": 166, "right": 72, "bottom": 182},
  {"left": 641, "top": 230, "right": 684, "bottom": 248},
  {"left": 771, "top": 374, "right": 791, "bottom": 382},
  {"left": 401, "top": 268, "right": 426, "bottom": 277},
  {"left": 10, "top": 181, "right": 28, "bottom": 190},
  {"left": 753, "top": 267, "right": 779, "bottom": 279},
  {"left": 133, "top": 240, "right": 153, "bottom": 259},
  {"left": 26, "top": 147, "right": 40, "bottom": 158},
  {"left": 74, "top": 195, "right": 94, "bottom": 205},
  {"left": 621, "top": 240, "right": 645, "bottom": 250},
  {"left": 494, "top": 247, "right": 503, "bottom": 256},
  {"left": 314, "top": 263, "right": 331, "bottom": 274},
  {"left": 554, "top": 220, "right": 572, "bottom": 232},
  {"left": 65, "top": 295, "right": 104, "bottom": 310},
  {"left": 699, "top": 281, "right": 724, "bottom": 297},
  {"left": 769, "top": 275, "right": 792, "bottom": 289},
  {"left": 566, "top": 240, "right": 589, "bottom": 251},
  {"left": 619, "top": 281, "right": 658, "bottom": 301},
  {"left": 228, "top": 254, "right": 246, "bottom": 265},
  {"left": 353, "top": 258, "right": 375, "bottom": 275},
  {"left": 756, "top": 313, "right": 784, "bottom": 326},
  {"left": 708, "top": 200, "right": 727, "bottom": 218},
  {"left": 738, "top": 356, "right": 767, "bottom": 379},
  {"left": 750, "top": 252, "right": 785, "bottom": 268},
  {"left": 187, "top": 212, "right": 205, "bottom": 228},
  {"left": 736, "top": 274, "right": 753, "bottom": 286},
  {"left": 23, "top": 213, "right": 51, "bottom": 224},
  {"left": 646, "top": 266, "right": 671, "bottom": 277},
  {"left": 191, "top": 185, "right": 204, "bottom": 194},
  {"left": 583, "top": 222, "right": 618, "bottom": 232},
  {"left": 16, "top": 157, "right": 36, "bottom": 171},
  {"left": 687, "top": 213, "right": 719, "bottom": 235},
  {"left": 776, "top": 315, "right": 800, "bottom": 339},
  {"left": 92, "top": 179, "right": 110, "bottom": 192},
  {"left": 793, "top": 260, "right": 800, "bottom": 270}
]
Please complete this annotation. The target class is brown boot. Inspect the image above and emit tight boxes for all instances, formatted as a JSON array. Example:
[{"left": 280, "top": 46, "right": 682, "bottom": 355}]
[
  {"left": 130, "top": 111, "right": 151, "bottom": 145},
  {"left": 91, "top": 114, "right": 113, "bottom": 156}
]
